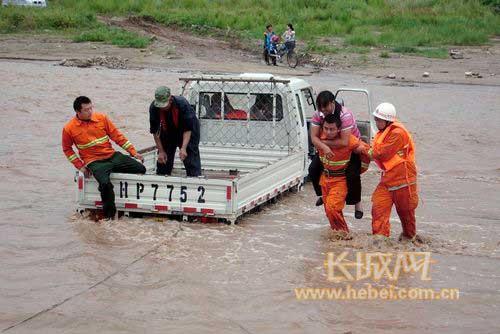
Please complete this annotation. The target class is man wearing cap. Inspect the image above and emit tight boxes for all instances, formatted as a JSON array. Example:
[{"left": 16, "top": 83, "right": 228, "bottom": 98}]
[
  {"left": 368, "top": 102, "right": 419, "bottom": 241},
  {"left": 149, "top": 86, "right": 201, "bottom": 176}
]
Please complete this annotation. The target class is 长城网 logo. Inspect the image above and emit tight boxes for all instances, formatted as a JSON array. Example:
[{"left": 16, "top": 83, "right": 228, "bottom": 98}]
[{"left": 323, "top": 251, "right": 436, "bottom": 283}]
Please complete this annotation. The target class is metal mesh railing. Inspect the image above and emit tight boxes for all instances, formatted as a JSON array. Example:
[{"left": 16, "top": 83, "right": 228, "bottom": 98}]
[{"left": 180, "top": 77, "right": 301, "bottom": 151}]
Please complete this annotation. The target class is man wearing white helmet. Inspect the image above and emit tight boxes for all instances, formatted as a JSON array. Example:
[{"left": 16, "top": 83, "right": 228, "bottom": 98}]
[{"left": 368, "top": 103, "right": 419, "bottom": 241}]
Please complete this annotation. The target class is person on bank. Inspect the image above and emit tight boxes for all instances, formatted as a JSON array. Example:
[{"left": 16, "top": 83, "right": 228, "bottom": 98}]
[
  {"left": 149, "top": 86, "right": 201, "bottom": 177},
  {"left": 281, "top": 23, "right": 296, "bottom": 53},
  {"left": 308, "top": 90, "right": 364, "bottom": 218},
  {"left": 319, "top": 113, "right": 370, "bottom": 235},
  {"left": 263, "top": 24, "right": 277, "bottom": 66},
  {"left": 368, "top": 103, "right": 420, "bottom": 241},
  {"left": 62, "top": 96, "right": 146, "bottom": 219}
]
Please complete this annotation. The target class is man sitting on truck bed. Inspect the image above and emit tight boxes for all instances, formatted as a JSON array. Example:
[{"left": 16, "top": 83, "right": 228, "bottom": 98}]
[
  {"left": 62, "top": 96, "right": 146, "bottom": 219},
  {"left": 309, "top": 90, "right": 364, "bottom": 219},
  {"left": 319, "top": 113, "right": 370, "bottom": 236},
  {"left": 149, "top": 86, "right": 201, "bottom": 177}
]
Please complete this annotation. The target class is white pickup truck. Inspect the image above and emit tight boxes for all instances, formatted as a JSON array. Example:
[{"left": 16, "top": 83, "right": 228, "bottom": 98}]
[{"left": 75, "top": 73, "right": 374, "bottom": 224}]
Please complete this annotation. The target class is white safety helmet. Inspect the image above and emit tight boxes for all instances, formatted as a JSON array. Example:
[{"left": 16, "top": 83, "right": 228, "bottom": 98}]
[{"left": 373, "top": 102, "right": 397, "bottom": 122}]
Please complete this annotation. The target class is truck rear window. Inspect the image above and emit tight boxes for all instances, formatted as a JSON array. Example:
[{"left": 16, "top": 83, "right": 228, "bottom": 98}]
[{"left": 199, "top": 92, "right": 283, "bottom": 121}]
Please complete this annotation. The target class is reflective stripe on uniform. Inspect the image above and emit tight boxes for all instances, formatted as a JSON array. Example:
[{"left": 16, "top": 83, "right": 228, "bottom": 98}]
[
  {"left": 361, "top": 162, "right": 369, "bottom": 169},
  {"left": 323, "top": 169, "right": 346, "bottom": 177},
  {"left": 76, "top": 135, "right": 109, "bottom": 149},
  {"left": 397, "top": 144, "right": 408, "bottom": 157},
  {"left": 373, "top": 124, "right": 414, "bottom": 173},
  {"left": 320, "top": 156, "right": 350, "bottom": 167},
  {"left": 67, "top": 153, "right": 78, "bottom": 162},
  {"left": 388, "top": 181, "right": 416, "bottom": 192},
  {"left": 121, "top": 140, "right": 132, "bottom": 150}
]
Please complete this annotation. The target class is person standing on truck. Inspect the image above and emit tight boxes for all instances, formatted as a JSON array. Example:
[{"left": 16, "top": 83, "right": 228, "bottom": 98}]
[
  {"left": 62, "top": 96, "right": 146, "bottom": 219},
  {"left": 149, "top": 86, "right": 201, "bottom": 177},
  {"left": 263, "top": 24, "right": 277, "bottom": 66},
  {"left": 319, "top": 113, "right": 370, "bottom": 236},
  {"left": 368, "top": 103, "right": 420, "bottom": 241},
  {"left": 308, "top": 90, "right": 364, "bottom": 219}
]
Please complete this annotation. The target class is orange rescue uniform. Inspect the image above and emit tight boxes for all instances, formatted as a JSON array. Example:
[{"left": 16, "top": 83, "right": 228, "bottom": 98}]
[
  {"left": 62, "top": 112, "right": 138, "bottom": 170},
  {"left": 319, "top": 134, "right": 370, "bottom": 232},
  {"left": 369, "top": 121, "right": 418, "bottom": 238}
]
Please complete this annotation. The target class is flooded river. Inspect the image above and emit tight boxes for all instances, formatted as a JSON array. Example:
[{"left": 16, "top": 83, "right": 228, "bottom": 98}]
[{"left": 0, "top": 61, "right": 499, "bottom": 333}]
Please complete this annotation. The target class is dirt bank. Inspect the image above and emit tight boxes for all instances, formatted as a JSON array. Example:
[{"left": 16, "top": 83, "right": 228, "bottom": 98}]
[{"left": 0, "top": 16, "right": 499, "bottom": 85}]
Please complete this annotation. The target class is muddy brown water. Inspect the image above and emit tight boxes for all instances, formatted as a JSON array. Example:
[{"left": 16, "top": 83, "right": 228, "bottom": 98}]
[{"left": 0, "top": 61, "right": 499, "bottom": 333}]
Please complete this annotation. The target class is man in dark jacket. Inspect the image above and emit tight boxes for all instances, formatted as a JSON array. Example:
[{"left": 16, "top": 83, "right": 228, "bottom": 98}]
[
  {"left": 149, "top": 86, "right": 201, "bottom": 176},
  {"left": 263, "top": 24, "right": 277, "bottom": 66}
]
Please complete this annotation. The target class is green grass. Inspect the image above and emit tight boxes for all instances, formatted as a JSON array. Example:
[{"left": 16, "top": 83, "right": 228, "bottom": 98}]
[
  {"left": 73, "top": 26, "right": 150, "bottom": 48},
  {"left": 0, "top": 5, "right": 148, "bottom": 48},
  {"left": 305, "top": 41, "right": 339, "bottom": 54},
  {"left": 1, "top": 0, "right": 499, "bottom": 55},
  {"left": 481, "top": 0, "right": 500, "bottom": 13},
  {"left": 392, "top": 46, "right": 449, "bottom": 58},
  {"left": 353, "top": 54, "right": 369, "bottom": 65},
  {"left": 344, "top": 46, "right": 371, "bottom": 54},
  {"left": 380, "top": 51, "right": 390, "bottom": 58},
  {"left": 344, "top": 27, "right": 377, "bottom": 47},
  {"left": 0, "top": 6, "right": 95, "bottom": 32}
]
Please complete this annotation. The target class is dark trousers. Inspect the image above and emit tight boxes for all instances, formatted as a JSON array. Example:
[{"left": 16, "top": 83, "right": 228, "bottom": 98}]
[
  {"left": 263, "top": 48, "right": 276, "bottom": 65},
  {"left": 156, "top": 144, "right": 202, "bottom": 177},
  {"left": 345, "top": 153, "right": 362, "bottom": 205},
  {"left": 281, "top": 41, "right": 296, "bottom": 54},
  {"left": 87, "top": 152, "right": 146, "bottom": 218},
  {"left": 309, "top": 153, "right": 362, "bottom": 205}
]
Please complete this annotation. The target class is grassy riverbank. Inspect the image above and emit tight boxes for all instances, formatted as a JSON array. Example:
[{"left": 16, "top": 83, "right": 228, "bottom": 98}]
[{"left": 1, "top": 0, "right": 499, "bottom": 57}]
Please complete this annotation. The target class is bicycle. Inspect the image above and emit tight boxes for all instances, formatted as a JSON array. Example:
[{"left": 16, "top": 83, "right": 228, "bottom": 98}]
[{"left": 268, "top": 41, "right": 299, "bottom": 68}]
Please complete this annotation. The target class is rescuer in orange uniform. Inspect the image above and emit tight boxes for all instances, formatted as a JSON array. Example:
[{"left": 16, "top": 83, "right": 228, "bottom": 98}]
[
  {"left": 319, "top": 113, "right": 370, "bottom": 235},
  {"left": 62, "top": 96, "right": 146, "bottom": 219},
  {"left": 368, "top": 103, "right": 419, "bottom": 240}
]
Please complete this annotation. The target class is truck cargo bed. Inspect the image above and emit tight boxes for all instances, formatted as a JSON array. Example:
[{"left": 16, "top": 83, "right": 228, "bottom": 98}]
[{"left": 76, "top": 144, "right": 304, "bottom": 224}]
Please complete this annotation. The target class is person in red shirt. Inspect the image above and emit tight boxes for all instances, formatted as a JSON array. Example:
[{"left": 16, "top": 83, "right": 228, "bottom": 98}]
[
  {"left": 62, "top": 96, "right": 146, "bottom": 219},
  {"left": 149, "top": 86, "right": 201, "bottom": 177}
]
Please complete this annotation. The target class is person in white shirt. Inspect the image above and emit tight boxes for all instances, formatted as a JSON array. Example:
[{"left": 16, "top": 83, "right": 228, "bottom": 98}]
[{"left": 281, "top": 23, "right": 296, "bottom": 52}]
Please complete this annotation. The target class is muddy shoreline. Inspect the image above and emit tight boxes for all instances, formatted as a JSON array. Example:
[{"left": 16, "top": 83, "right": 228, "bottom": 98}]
[{"left": 1, "top": 17, "right": 499, "bottom": 86}]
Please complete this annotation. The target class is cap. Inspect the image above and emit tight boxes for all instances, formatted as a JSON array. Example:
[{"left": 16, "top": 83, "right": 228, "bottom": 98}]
[{"left": 154, "top": 86, "right": 171, "bottom": 108}]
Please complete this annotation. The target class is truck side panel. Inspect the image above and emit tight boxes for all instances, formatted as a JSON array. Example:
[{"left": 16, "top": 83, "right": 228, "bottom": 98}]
[
  {"left": 78, "top": 173, "right": 233, "bottom": 216},
  {"left": 236, "top": 151, "right": 304, "bottom": 214}
]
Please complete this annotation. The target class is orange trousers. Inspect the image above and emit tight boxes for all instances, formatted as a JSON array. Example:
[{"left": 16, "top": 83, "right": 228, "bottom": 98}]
[
  {"left": 320, "top": 175, "right": 349, "bottom": 232},
  {"left": 371, "top": 183, "right": 418, "bottom": 237}
]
